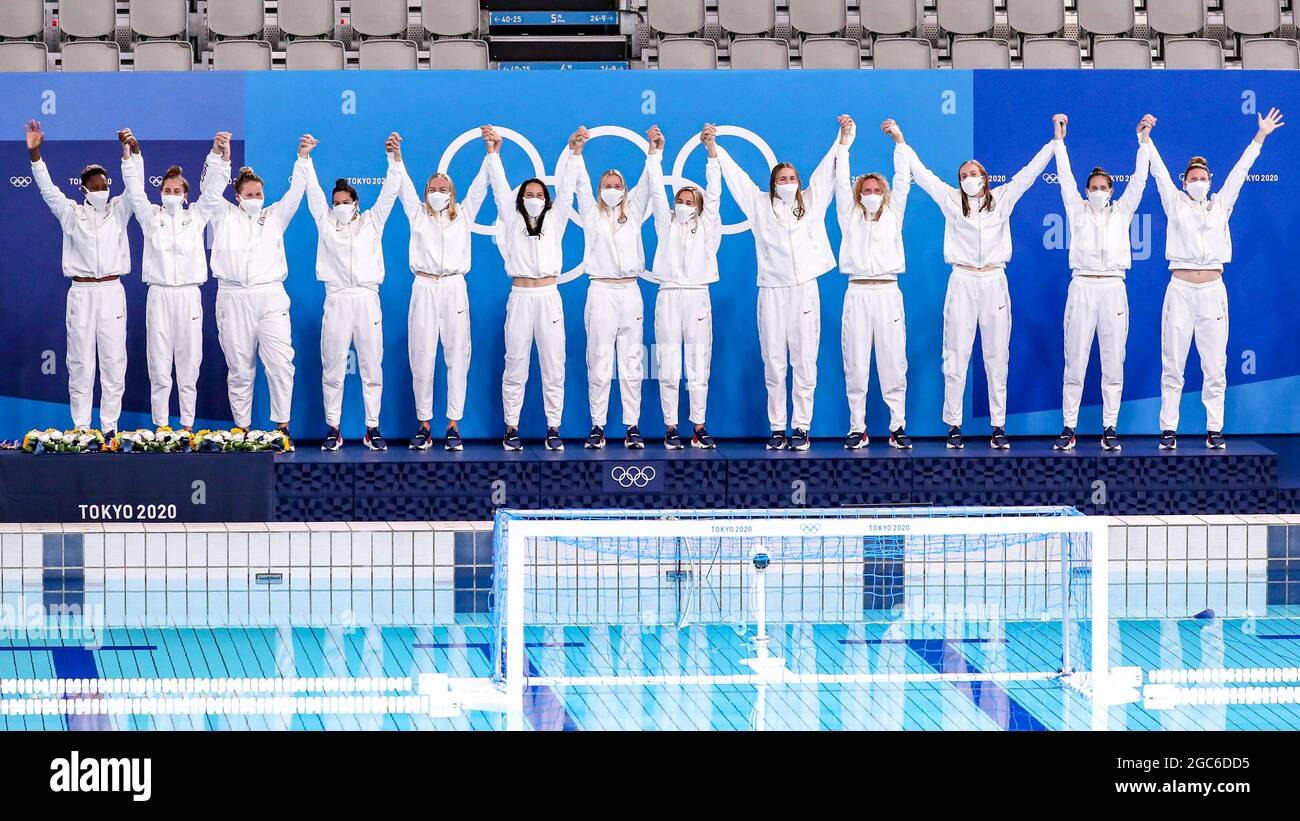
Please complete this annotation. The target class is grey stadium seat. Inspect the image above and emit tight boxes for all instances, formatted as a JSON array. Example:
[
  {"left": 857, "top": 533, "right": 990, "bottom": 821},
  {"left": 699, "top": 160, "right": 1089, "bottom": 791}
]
[
  {"left": 862, "top": 0, "right": 919, "bottom": 36},
  {"left": 352, "top": 0, "right": 409, "bottom": 39},
  {"left": 133, "top": 40, "right": 193, "bottom": 71},
  {"left": 1163, "top": 37, "right": 1224, "bottom": 68},
  {"left": 130, "top": 0, "right": 187, "bottom": 39},
  {"left": 951, "top": 37, "right": 1011, "bottom": 68},
  {"left": 872, "top": 37, "right": 934, "bottom": 68},
  {"left": 1146, "top": 0, "right": 1208, "bottom": 36},
  {"left": 358, "top": 39, "right": 418, "bottom": 70},
  {"left": 800, "top": 37, "right": 861, "bottom": 68},
  {"left": 1224, "top": 0, "right": 1283, "bottom": 37},
  {"left": 730, "top": 38, "right": 789, "bottom": 69},
  {"left": 212, "top": 39, "right": 272, "bottom": 70},
  {"left": 791, "top": 0, "right": 848, "bottom": 36},
  {"left": 1077, "top": 0, "right": 1135, "bottom": 36},
  {"left": 207, "top": 0, "right": 265, "bottom": 39},
  {"left": 1092, "top": 37, "right": 1153, "bottom": 68},
  {"left": 278, "top": 0, "right": 336, "bottom": 38},
  {"left": 719, "top": 0, "right": 775, "bottom": 36},
  {"left": 285, "top": 39, "right": 345, "bottom": 70},
  {"left": 426, "top": 0, "right": 481, "bottom": 38},
  {"left": 59, "top": 0, "right": 116, "bottom": 39},
  {"left": 429, "top": 39, "right": 490, "bottom": 70},
  {"left": 648, "top": 0, "right": 705, "bottom": 36},
  {"left": 1022, "top": 37, "right": 1082, "bottom": 68},
  {"left": 1007, "top": 0, "right": 1065, "bottom": 37},
  {"left": 657, "top": 37, "right": 718, "bottom": 69},
  {"left": 0, "top": 0, "right": 44, "bottom": 39},
  {"left": 61, "top": 41, "right": 121, "bottom": 72},
  {"left": 937, "top": 0, "right": 995, "bottom": 35},
  {"left": 1241, "top": 38, "right": 1300, "bottom": 69},
  {"left": 0, "top": 42, "right": 48, "bottom": 72}
]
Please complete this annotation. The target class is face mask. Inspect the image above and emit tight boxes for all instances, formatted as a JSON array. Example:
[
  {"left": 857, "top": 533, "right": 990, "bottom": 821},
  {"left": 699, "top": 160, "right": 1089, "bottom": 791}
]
[
  {"left": 426, "top": 191, "right": 450, "bottom": 211},
  {"left": 85, "top": 190, "right": 110, "bottom": 210},
  {"left": 859, "top": 193, "right": 884, "bottom": 213},
  {"left": 522, "top": 197, "right": 546, "bottom": 218},
  {"left": 162, "top": 194, "right": 185, "bottom": 211},
  {"left": 600, "top": 188, "right": 625, "bottom": 208},
  {"left": 1087, "top": 190, "right": 1111, "bottom": 209},
  {"left": 1185, "top": 180, "right": 1210, "bottom": 201},
  {"left": 960, "top": 176, "right": 985, "bottom": 197},
  {"left": 332, "top": 203, "right": 356, "bottom": 225},
  {"left": 238, "top": 198, "right": 263, "bottom": 216},
  {"left": 775, "top": 183, "right": 798, "bottom": 203},
  {"left": 673, "top": 203, "right": 696, "bottom": 224}
]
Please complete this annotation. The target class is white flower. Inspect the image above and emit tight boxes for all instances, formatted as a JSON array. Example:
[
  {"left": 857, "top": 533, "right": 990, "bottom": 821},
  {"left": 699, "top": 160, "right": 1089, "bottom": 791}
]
[
  {"left": 48, "top": 431, "right": 64, "bottom": 442},
  {"left": 139, "top": 429, "right": 155, "bottom": 442}
]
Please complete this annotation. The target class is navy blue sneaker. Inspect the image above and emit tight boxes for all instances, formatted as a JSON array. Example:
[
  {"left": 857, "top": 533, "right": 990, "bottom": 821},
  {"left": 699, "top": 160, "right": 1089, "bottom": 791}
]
[
  {"left": 889, "top": 428, "right": 912, "bottom": 450},
  {"left": 624, "top": 425, "right": 645, "bottom": 449},
  {"left": 664, "top": 426, "right": 685, "bottom": 450},
  {"left": 1101, "top": 427, "right": 1121, "bottom": 452},
  {"left": 990, "top": 427, "right": 1010, "bottom": 450},
  {"left": 1054, "top": 427, "right": 1076, "bottom": 451},
  {"left": 691, "top": 426, "right": 716, "bottom": 449},
  {"left": 409, "top": 425, "right": 432, "bottom": 451},
  {"left": 789, "top": 428, "right": 811, "bottom": 451},
  {"left": 502, "top": 427, "right": 523, "bottom": 452},
  {"left": 845, "top": 431, "right": 866, "bottom": 450},
  {"left": 946, "top": 425, "right": 963, "bottom": 449},
  {"left": 1159, "top": 429, "right": 1177, "bottom": 450},
  {"left": 321, "top": 428, "right": 342, "bottom": 451},
  {"left": 444, "top": 426, "right": 463, "bottom": 452},
  {"left": 545, "top": 427, "right": 564, "bottom": 451},
  {"left": 363, "top": 428, "right": 387, "bottom": 451},
  {"left": 766, "top": 430, "right": 788, "bottom": 451},
  {"left": 584, "top": 425, "right": 606, "bottom": 449},
  {"left": 1206, "top": 430, "right": 1226, "bottom": 449}
]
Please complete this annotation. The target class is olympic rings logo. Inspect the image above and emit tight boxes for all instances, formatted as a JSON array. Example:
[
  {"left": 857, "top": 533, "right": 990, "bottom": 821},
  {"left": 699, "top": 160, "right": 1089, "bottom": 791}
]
[
  {"left": 437, "top": 124, "right": 778, "bottom": 283},
  {"left": 1041, "top": 173, "right": 1059, "bottom": 184},
  {"left": 799, "top": 522, "right": 822, "bottom": 534},
  {"left": 609, "top": 465, "right": 657, "bottom": 489},
  {"left": 148, "top": 175, "right": 164, "bottom": 187},
  {"left": 9, "top": 176, "right": 32, "bottom": 188}
]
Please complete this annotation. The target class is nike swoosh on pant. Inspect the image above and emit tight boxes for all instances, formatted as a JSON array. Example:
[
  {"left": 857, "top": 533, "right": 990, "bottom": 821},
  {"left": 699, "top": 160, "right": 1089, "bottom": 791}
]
[
  {"left": 458, "top": 309, "right": 466, "bottom": 314},
  {"left": 803, "top": 310, "right": 813, "bottom": 315}
]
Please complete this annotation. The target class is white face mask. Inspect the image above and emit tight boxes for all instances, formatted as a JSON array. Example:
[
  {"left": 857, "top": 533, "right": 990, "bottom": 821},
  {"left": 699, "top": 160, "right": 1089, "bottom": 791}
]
[
  {"left": 1087, "top": 189, "right": 1112, "bottom": 209},
  {"left": 1185, "top": 180, "right": 1211, "bottom": 201},
  {"left": 960, "top": 176, "right": 985, "bottom": 197},
  {"left": 426, "top": 191, "right": 450, "bottom": 211},
  {"left": 332, "top": 203, "right": 356, "bottom": 225},
  {"left": 522, "top": 197, "right": 546, "bottom": 218},
  {"left": 673, "top": 203, "right": 696, "bottom": 224},
  {"left": 85, "top": 190, "right": 110, "bottom": 210},
  {"left": 162, "top": 194, "right": 185, "bottom": 212},
  {"left": 859, "top": 193, "right": 884, "bottom": 213},
  {"left": 775, "top": 182, "right": 798, "bottom": 203},
  {"left": 600, "top": 188, "right": 625, "bottom": 208},
  {"left": 238, "top": 198, "right": 263, "bottom": 216}
]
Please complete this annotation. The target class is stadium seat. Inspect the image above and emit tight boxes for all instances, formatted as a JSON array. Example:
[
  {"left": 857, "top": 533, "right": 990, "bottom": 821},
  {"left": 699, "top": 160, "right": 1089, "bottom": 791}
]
[
  {"left": 0, "top": 42, "right": 48, "bottom": 72},
  {"left": 790, "top": 0, "right": 848, "bottom": 36},
  {"left": 425, "top": 0, "right": 481, "bottom": 38},
  {"left": 211, "top": 39, "right": 272, "bottom": 70},
  {"left": 871, "top": 37, "right": 934, "bottom": 68},
  {"left": 1076, "top": 0, "right": 1136, "bottom": 36},
  {"left": 58, "top": 0, "right": 117, "bottom": 39},
  {"left": 1022, "top": 37, "right": 1082, "bottom": 68},
  {"left": 428, "top": 39, "right": 490, "bottom": 70},
  {"left": 130, "top": 0, "right": 187, "bottom": 40},
  {"left": 648, "top": 0, "right": 705, "bottom": 36},
  {"left": 278, "top": 0, "right": 336, "bottom": 38},
  {"left": 951, "top": 37, "right": 1011, "bottom": 68},
  {"left": 719, "top": 0, "right": 775, "bottom": 36},
  {"left": 1092, "top": 37, "right": 1153, "bottom": 68},
  {"left": 657, "top": 37, "right": 718, "bottom": 69},
  {"left": 730, "top": 37, "right": 789, "bottom": 69},
  {"left": 358, "top": 39, "right": 418, "bottom": 70},
  {"left": 1224, "top": 0, "right": 1283, "bottom": 37},
  {"left": 800, "top": 37, "right": 861, "bottom": 68},
  {"left": 1241, "top": 37, "right": 1300, "bottom": 69},
  {"left": 936, "top": 0, "right": 995, "bottom": 35},
  {"left": 285, "top": 39, "right": 346, "bottom": 70},
  {"left": 351, "top": 0, "right": 409, "bottom": 39},
  {"left": 133, "top": 39, "right": 193, "bottom": 71},
  {"left": 207, "top": 0, "right": 265, "bottom": 39},
  {"left": 1146, "top": 0, "right": 1208, "bottom": 37},
  {"left": 1163, "top": 37, "right": 1225, "bottom": 68},
  {"left": 61, "top": 41, "right": 121, "bottom": 72},
  {"left": 0, "top": 0, "right": 44, "bottom": 40},
  {"left": 1007, "top": 0, "right": 1065, "bottom": 37},
  {"left": 861, "top": 0, "right": 920, "bottom": 36}
]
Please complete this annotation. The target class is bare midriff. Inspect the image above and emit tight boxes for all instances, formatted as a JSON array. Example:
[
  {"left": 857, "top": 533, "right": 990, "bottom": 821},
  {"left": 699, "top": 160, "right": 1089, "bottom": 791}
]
[
  {"left": 512, "top": 276, "right": 558, "bottom": 288},
  {"left": 1173, "top": 269, "right": 1222, "bottom": 284}
]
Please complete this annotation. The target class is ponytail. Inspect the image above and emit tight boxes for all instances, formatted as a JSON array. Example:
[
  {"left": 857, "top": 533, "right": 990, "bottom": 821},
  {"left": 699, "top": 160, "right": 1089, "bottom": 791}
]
[
  {"left": 332, "top": 177, "right": 358, "bottom": 203},
  {"left": 234, "top": 166, "right": 262, "bottom": 194},
  {"left": 162, "top": 164, "right": 189, "bottom": 194}
]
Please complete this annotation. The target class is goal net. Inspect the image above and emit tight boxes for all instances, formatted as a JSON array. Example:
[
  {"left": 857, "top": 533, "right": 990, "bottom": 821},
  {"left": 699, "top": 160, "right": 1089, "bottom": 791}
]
[{"left": 490, "top": 506, "right": 1111, "bottom": 730}]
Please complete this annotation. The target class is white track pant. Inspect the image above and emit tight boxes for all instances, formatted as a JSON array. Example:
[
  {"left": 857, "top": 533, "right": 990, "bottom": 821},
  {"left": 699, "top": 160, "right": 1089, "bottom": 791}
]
[
  {"left": 942, "top": 268, "right": 1012, "bottom": 428},
  {"left": 408, "top": 275, "right": 471, "bottom": 423},
  {"left": 842, "top": 282, "right": 907, "bottom": 433},
  {"left": 65, "top": 279, "right": 127, "bottom": 431},
  {"left": 758, "top": 280, "right": 821, "bottom": 431},
  {"left": 584, "top": 281, "right": 644, "bottom": 428},
  {"left": 1062, "top": 276, "right": 1128, "bottom": 429},
  {"left": 145, "top": 284, "right": 203, "bottom": 428},
  {"left": 1159, "top": 277, "right": 1229, "bottom": 433},
  {"left": 655, "top": 287, "right": 712, "bottom": 427},
  {"left": 215, "top": 283, "right": 295, "bottom": 429},
  {"left": 321, "top": 288, "right": 384, "bottom": 430},
  {"left": 502, "top": 285, "right": 565, "bottom": 428}
]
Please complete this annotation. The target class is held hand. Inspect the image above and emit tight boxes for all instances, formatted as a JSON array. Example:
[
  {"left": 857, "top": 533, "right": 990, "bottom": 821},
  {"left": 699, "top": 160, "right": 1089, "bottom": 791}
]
[
  {"left": 880, "top": 119, "right": 903, "bottom": 144},
  {"left": 118, "top": 128, "right": 140, "bottom": 156},
  {"left": 1137, "top": 114, "right": 1156, "bottom": 143},
  {"left": 569, "top": 126, "right": 589, "bottom": 155},
  {"left": 385, "top": 131, "right": 402, "bottom": 161},
  {"left": 701, "top": 123, "right": 718, "bottom": 158},
  {"left": 1258, "top": 107, "right": 1285, "bottom": 138},
  {"left": 213, "top": 130, "right": 232, "bottom": 160},
  {"left": 838, "top": 114, "right": 855, "bottom": 145},
  {"left": 647, "top": 125, "right": 664, "bottom": 155},
  {"left": 1052, "top": 113, "right": 1068, "bottom": 141},
  {"left": 25, "top": 119, "right": 43, "bottom": 152},
  {"left": 298, "top": 134, "right": 317, "bottom": 159},
  {"left": 480, "top": 125, "right": 502, "bottom": 154}
]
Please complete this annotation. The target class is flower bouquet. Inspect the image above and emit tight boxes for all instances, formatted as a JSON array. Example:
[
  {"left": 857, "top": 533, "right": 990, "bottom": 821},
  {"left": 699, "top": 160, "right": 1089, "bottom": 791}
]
[
  {"left": 110, "top": 426, "right": 192, "bottom": 453},
  {"left": 190, "top": 428, "right": 290, "bottom": 453},
  {"left": 21, "top": 428, "right": 107, "bottom": 453}
]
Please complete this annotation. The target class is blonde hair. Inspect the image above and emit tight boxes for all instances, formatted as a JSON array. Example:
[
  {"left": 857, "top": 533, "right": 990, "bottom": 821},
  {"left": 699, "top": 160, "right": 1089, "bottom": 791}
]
[
  {"left": 853, "top": 173, "right": 891, "bottom": 221},
  {"left": 596, "top": 169, "right": 629, "bottom": 224},
  {"left": 958, "top": 160, "right": 994, "bottom": 216},
  {"left": 423, "top": 172, "right": 459, "bottom": 220},
  {"left": 674, "top": 185, "right": 705, "bottom": 233}
]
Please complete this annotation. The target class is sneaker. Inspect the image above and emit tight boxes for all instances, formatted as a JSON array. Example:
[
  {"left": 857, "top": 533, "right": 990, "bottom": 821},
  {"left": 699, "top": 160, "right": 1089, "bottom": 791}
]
[
  {"left": 408, "top": 425, "right": 432, "bottom": 451},
  {"left": 766, "top": 430, "right": 789, "bottom": 451},
  {"left": 584, "top": 425, "right": 606, "bottom": 449},
  {"left": 363, "top": 428, "right": 388, "bottom": 451},
  {"left": 275, "top": 426, "right": 295, "bottom": 453},
  {"left": 444, "top": 426, "right": 463, "bottom": 452},
  {"left": 502, "top": 427, "right": 523, "bottom": 452},
  {"left": 1159, "top": 429, "right": 1177, "bottom": 450},
  {"left": 545, "top": 427, "right": 565, "bottom": 451},
  {"left": 990, "top": 426, "right": 1010, "bottom": 450},
  {"left": 844, "top": 431, "right": 867, "bottom": 450},
  {"left": 789, "top": 428, "right": 811, "bottom": 451},
  {"left": 664, "top": 426, "right": 685, "bottom": 450},
  {"left": 1206, "top": 430, "right": 1226, "bottom": 449},
  {"left": 946, "top": 425, "right": 964, "bottom": 449},
  {"left": 321, "top": 428, "right": 342, "bottom": 451},
  {"left": 1053, "top": 427, "right": 1076, "bottom": 451},
  {"left": 889, "top": 428, "right": 912, "bottom": 450},
  {"left": 624, "top": 425, "right": 645, "bottom": 449},
  {"left": 691, "top": 426, "right": 716, "bottom": 449},
  {"left": 1101, "top": 427, "right": 1121, "bottom": 452}
]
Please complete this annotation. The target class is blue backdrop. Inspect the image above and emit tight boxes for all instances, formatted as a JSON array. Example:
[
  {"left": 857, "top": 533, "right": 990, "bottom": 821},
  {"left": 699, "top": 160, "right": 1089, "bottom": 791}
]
[{"left": 0, "top": 70, "right": 1294, "bottom": 440}]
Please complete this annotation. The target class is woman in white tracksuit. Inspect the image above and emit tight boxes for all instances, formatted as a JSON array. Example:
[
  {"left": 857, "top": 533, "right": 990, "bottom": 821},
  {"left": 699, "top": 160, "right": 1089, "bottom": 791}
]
[
  {"left": 482, "top": 125, "right": 582, "bottom": 452},
  {"left": 119, "top": 129, "right": 213, "bottom": 432},
  {"left": 27, "top": 120, "right": 133, "bottom": 436},
  {"left": 835, "top": 117, "right": 913, "bottom": 451},
  {"left": 646, "top": 125, "right": 722, "bottom": 450},
  {"left": 392, "top": 145, "right": 491, "bottom": 452},
  {"left": 1051, "top": 114, "right": 1153, "bottom": 453},
  {"left": 905, "top": 118, "right": 1059, "bottom": 449},
  {"left": 569, "top": 127, "right": 656, "bottom": 450},
  {"left": 1147, "top": 107, "right": 1284, "bottom": 450},
  {"left": 714, "top": 117, "right": 850, "bottom": 451},
  {"left": 203, "top": 131, "right": 311, "bottom": 448},
  {"left": 305, "top": 133, "right": 404, "bottom": 452}
]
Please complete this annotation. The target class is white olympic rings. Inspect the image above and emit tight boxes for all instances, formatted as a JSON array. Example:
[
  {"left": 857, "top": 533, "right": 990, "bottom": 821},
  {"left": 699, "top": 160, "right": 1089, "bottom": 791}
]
[
  {"left": 609, "top": 465, "right": 657, "bottom": 489},
  {"left": 9, "top": 176, "right": 32, "bottom": 188}
]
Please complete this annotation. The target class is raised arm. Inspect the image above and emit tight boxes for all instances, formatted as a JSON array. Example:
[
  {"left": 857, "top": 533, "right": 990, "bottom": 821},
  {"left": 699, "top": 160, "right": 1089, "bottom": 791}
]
[
  {"left": 550, "top": 146, "right": 581, "bottom": 229},
  {"left": 806, "top": 115, "right": 854, "bottom": 217},
  {"left": 1144, "top": 126, "right": 1180, "bottom": 216},
  {"left": 711, "top": 128, "right": 760, "bottom": 222},
  {"left": 833, "top": 140, "right": 853, "bottom": 223},
  {"left": 887, "top": 145, "right": 912, "bottom": 219},
  {"left": 898, "top": 141, "right": 957, "bottom": 207},
  {"left": 303, "top": 135, "right": 329, "bottom": 223},
  {"left": 196, "top": 131, "right": 232, "bottom": 224},
  {"left": 271, "top": 153, "right": 312, "bottom": 231},
  {"left": 626, "top": 127, "right": 659, "bottom": 219},
  {"left": 703, "top": 154, "right": 723, "bottom": 251},
  {"left": 1052, "top": 143, "right": 1084, "bottom": 219},
  {"left": 26, "top": 120, "right": 74, "bottom": 224},
  {"left": 118, "top": 129, "right": 154, "bottom": 226},
  {"left": 458, "top": 155, "right": 492, "bottom": 223},
  {"left": 1116, "top": 139, "right": 1152, "bottom": 220},
  {"left": 367, "top": 133, "right": 404, "bottom": 231},
  {"left": 995, "top": 132, "right": 1058, "bottom": 213},
  {"left": 396, "top": 156, "right": 421, "bottom": 220},
  {"left": 564, "top": 126, "right": 596, "bottom": 216},
  {"left": 481, "top": 126, "right": 517, "bottom": 222},
  {"left": 644, "top": 127, "right": 671, "bottom": 231},
  {"left": 1217, "top": 107, "right": 1281, "bottom": 216}
]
